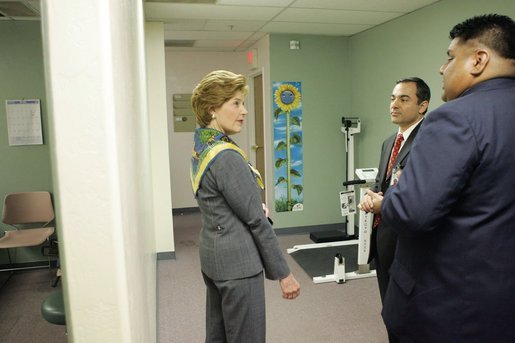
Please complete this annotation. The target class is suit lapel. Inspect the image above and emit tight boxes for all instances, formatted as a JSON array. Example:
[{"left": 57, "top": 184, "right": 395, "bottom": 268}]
[
  {"left": 378, "top": 134, "right": 396, "bottom": 186},
  {"left": 378, "top": 120, "right": 423, "bottom": 186},
  {"left": 394, "top": 121, "right": 422, "bottom": 167}
]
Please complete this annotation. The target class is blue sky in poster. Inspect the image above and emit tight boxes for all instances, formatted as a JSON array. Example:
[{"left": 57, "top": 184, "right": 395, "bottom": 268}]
[{"left": 272, "top": 81, "right": 304, "bottom": 204}]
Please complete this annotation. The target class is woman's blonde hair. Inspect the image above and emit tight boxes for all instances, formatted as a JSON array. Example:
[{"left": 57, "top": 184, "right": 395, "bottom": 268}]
[{"left": 191, "top": 70, "right": 249, "bottom": 128}]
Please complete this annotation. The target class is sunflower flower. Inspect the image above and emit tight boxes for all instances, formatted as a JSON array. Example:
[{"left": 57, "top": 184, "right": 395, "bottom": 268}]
[{"left": 274, "top": 83, "right": 301, "bottom": 112}]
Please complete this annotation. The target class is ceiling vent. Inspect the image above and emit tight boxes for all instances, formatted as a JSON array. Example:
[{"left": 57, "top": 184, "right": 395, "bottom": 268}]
[
  {"left": 0, "top": 1, "right": 40, "bottom": 18},
  {"left": 165, "top": 40, "right": 196, "bottom": 48}
]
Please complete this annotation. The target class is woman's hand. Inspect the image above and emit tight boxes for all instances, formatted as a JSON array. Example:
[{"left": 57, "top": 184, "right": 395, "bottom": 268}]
[
  {"left": 279, "top": 273, "right": 300, "bottom": 300},
  {"left": 262, "top": 203, "right": 270, "bottom": 217}
]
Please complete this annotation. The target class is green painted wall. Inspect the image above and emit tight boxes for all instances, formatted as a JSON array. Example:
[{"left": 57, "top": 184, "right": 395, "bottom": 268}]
[
  {"left": 270, "top": 34, "right": 351, "bottom": 229},
  {"left": 349, "top": 0, "right": 515, "bottom": 172},
  {"left": 0, "top": 21, "right": 54, "bottom": 264},
  {"left": 270, "top": 0, "right": 515, "bottom": 230}
]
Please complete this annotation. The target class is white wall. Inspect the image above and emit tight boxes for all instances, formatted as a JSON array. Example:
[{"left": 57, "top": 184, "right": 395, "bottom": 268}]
[
  {"left": 165, "top": 51, "right": 249, "bottom": 209},
  {"left": 41, "top": 1, "right": 156, "bottom": 341},
  {"left": 145, "top": 22, "right": 175, "bottom": 255}
]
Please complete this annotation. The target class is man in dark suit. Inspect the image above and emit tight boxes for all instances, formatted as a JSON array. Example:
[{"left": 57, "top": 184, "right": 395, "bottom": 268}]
[
  {"left": 364, "top": 14, "right": 515, "bottom": 342},
  {"left": 360, "top": 77, "right": 430, "bottom": 343}
]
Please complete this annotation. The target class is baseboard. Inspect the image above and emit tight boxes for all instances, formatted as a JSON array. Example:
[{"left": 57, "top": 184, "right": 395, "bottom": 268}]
[
  {"left": 157, "top": 251, "right": 176, "bottom": 260},
  {"left": 0, "top": 259, "right": 58, "bottom": 271},
  {"left": 274, "top": 222, "right": 349, "bottom": 236}
]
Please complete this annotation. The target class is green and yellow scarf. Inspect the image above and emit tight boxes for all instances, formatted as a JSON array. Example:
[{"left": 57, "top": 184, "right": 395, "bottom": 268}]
[{"left": 190, "top": 128, "right": 264, "bottom": 195}]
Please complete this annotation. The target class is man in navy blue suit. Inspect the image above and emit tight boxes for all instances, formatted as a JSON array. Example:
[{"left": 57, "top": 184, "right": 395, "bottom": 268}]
[{"left": 361, "top": 14, "right": 515, "bottom": 342}]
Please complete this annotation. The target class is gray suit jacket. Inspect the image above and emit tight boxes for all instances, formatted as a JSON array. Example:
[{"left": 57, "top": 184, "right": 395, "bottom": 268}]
[{"left": 196, "top": 150, "right": 290, "bottom": 281}]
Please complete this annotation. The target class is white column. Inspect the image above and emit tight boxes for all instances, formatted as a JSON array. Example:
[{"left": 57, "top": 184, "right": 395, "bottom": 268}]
[
  {"left": 145, "top": 22, "right": 175, "bottom": 257},
  {"left": 40, "top": 1, "right": 156, "bottom": 342}
]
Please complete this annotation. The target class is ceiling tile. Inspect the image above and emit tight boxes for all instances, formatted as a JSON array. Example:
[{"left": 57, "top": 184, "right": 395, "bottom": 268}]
[
  {"left": 217, "top": 0, "right": 293, "bottom": 6},
  {"left": 275, "top": 8, "right": 401, "bottom": 25},
  {"left": 262, "top": 22, "right": 372, "bottom": 36},
  {"left": 145, "top": 3, "right": 283, "bottom": 21},
  {"left": 193, "top": 39, "right": 245, "bottom": 48},
  {"left": 163, "top": 30, "right": 253, "bottom": 40},
  {"left": 146, "top": 0, "right": 442, "bottom": 51},
  {"left": 291, "top": 0, "right": 439, "bottom": 13},
  {"left": 163, "top": 19, "right": 207, "bottom": 30},
  {"left": 203, "top": 20, "right": 266, "bottom": 32}
]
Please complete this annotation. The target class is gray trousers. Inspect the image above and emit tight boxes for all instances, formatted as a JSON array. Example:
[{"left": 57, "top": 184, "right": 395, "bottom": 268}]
[{"left": 202, "top": 271, "right": 265, "bottom": 343}]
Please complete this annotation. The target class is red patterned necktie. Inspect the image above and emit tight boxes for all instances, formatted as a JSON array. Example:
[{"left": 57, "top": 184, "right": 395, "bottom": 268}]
[
  {"left": 373, "top": 133, "right": 404, "bottom": 228},
  {"left": 386, "top": 133, "right": 404, "bottom": 177}
]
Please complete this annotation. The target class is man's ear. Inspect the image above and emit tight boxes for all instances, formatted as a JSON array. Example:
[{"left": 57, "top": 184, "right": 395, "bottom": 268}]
[
  {"left": 470, "top": 49, "right": 490, "bottom": 76},
  {"left": 418, "top": 100, "right": 429, "bottom": 115}
]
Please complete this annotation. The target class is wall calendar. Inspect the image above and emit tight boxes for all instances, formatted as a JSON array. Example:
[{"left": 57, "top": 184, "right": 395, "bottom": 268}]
[{"left": 5, "top": 99, "right": 43, "bottom": 146}]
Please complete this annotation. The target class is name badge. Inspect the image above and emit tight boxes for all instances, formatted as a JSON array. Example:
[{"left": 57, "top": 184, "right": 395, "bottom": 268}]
[{"left": 390, "top": 165, "right": 403, "bottom": 186}]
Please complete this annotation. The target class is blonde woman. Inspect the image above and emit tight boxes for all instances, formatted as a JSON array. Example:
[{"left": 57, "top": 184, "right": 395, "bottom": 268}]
[{"left": 190, "top": 70, "right": 300, "bottom": 342}]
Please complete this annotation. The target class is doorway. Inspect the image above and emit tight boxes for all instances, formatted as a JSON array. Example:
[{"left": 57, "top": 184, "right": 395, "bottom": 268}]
[{"left": 251, "top": 73, "right": 266, "bottom": 202}]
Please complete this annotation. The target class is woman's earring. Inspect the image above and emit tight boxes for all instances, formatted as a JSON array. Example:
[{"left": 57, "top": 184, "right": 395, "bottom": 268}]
[{"left": 212, "top": 114, "right": 216, "bottom": 119}]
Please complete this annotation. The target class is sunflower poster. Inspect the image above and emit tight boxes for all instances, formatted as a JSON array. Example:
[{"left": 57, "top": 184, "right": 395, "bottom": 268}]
[{"left": 273, "top": 81, "right": 303, "bottom": 212}]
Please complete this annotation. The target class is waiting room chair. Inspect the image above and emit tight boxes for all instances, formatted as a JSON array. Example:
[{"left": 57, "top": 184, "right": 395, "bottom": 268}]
[{"left": 0, "top": 191, "right": 55, "bottom": 272}]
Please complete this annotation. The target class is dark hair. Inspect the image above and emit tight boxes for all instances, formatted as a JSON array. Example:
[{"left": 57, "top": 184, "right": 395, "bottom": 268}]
[
  {"left": 396, "top": 77, "right": 431, "bottom": 114},
  {"left": 449, "top": 14, "right": 515, "bottom": 59}
]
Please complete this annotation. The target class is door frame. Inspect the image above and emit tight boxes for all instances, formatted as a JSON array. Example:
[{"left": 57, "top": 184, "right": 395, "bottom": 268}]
[{"left": 247, "top": 68, "right": 267, "bottom": 201}]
